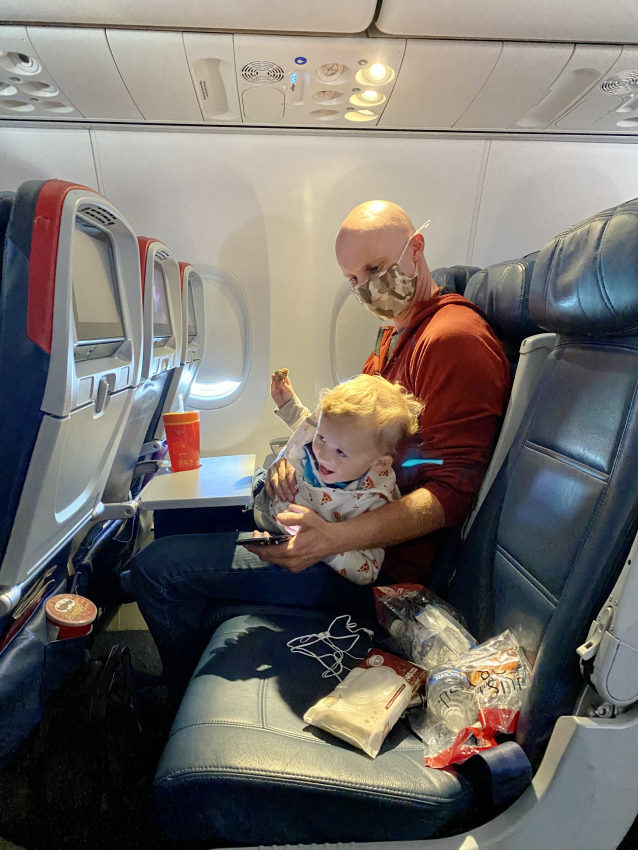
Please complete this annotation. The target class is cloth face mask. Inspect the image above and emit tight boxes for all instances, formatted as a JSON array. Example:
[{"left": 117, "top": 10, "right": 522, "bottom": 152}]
[{"left": 352, "top": 220, "right": 431, "bottom": 320}]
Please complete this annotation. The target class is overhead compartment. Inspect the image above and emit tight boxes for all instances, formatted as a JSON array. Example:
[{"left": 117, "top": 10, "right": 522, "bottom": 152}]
[
  {"left": 27, "top": 27, "right": 142, "bottom": 120},
  {"left": 375, "top": 0, "right": 638, "bottom": 44},
  {"left": 0, "top": 0, "right": 377, "bottom": 35},
  {"left": 233, "top": 35, "right": 406, "bottom": 127},
  {"left": 106, "top": 30, "right": 203, "bottom": 122},
  {"left": 0, "top": 26, "right": 82, "bottom": 119}
]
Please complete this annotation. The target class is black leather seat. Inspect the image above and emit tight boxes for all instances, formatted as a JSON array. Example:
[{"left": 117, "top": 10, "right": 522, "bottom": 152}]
[
  {"left": 152, "top": 200, "right": 638, "bottom": 844},
  {"left": 432, "top": 264, "right": 481, "bottom": 296},
  {"left": 464, "top": 253, "right": 540, "bottom": 364}
]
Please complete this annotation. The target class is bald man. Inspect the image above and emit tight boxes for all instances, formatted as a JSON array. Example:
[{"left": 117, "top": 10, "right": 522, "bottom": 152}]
[
  {"left": 257, "top": 200, "right": 510, "bottom": 580},
  {"left": 131, "top": 200, "right": 510, "bottom": 703}
]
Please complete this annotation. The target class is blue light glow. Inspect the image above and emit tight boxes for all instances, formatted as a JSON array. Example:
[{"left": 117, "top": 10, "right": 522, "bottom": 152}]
[
  {"left": 402, "top": 458, "right": 443, "bottom": 467},
  {"left": 291, "top": 72, "right": 298, "bottom": 83}
]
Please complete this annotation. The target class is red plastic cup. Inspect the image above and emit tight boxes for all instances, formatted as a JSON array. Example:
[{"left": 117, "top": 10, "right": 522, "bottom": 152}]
[
  {"left": 162, "top": 411, "right": 201, "bottom": 472},
  {"left": 45, "top": 594, "right": 97, "bottom": 641}
]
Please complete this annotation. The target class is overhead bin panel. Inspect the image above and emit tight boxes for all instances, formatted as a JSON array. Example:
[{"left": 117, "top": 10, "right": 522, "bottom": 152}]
[
  {"left": 379, "top": 40, "right": 502, "bottom": 129},
  {"left": 0, "top": 0, "right": 377, "bottom": 35},
  {"left": 455, "top": 44, "right": 573, "bottom": 130},
  {"left": 375, "top": 0, "right": 638, "bottom": 44},
  {"left": 27, "top": 27, "right": 142, "bottom": 120},
  {"left": 107, "top": 30, "right": 203, "bottom": 122},
  {"left": 0, "top": 26, "right": 82, "bottom": 119},
  {"left": 234, "top": 36, "right": 406, "bottom": 127}
]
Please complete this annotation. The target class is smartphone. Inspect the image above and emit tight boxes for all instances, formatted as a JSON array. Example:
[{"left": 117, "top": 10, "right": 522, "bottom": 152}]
[{"left": 235, "top": 531, "right": 291, "bottom": 546}]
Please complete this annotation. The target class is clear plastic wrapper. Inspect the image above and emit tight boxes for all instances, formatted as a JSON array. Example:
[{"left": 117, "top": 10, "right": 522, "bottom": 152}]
[
  {"left": 373, "top": 583, "right": 477, "bottom": 669},
  {"left": 410, "top": 630, "right": 531, "bottom": 768},
  {"left": 304, "top": 648, "right": 427, "bottom": 758}
]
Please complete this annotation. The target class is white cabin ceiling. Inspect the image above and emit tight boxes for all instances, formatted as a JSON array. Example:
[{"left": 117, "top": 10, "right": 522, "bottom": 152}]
[{"left": 3, "top": 8, "right": 638, "bottom": 136}]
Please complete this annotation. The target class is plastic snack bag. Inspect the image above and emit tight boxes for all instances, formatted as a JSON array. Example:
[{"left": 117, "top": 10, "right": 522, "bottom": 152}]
[
  {"left": 411, "top": 630, "right": 531, "bottom": 768},
  {"left": 304, "top": 648, "right": 427, "bottom": 758},
  {"left": 374, "top": 584, "right": 477, "bottom": 669}
]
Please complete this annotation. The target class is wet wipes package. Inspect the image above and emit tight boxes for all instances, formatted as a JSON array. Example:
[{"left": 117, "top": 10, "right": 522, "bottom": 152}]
[
  {"left": 374, "top": 583, "right": 476, "bottom": 669},
  {"left": 304, "top": 648, "right": 427, "bottom": 758}
]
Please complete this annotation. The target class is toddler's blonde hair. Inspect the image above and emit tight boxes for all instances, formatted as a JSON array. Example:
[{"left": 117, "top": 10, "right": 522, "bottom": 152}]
[{"left": 317, "top": 374, "right": 423, "bottom": 454}]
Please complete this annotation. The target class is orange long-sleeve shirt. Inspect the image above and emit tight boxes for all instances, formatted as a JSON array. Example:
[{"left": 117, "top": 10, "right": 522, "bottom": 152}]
[{"left": 362, "top": 291, "right": 511, "bottom": 581}]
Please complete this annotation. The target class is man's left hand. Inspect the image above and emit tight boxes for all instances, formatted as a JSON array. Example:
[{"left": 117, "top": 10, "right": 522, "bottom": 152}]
[{"left": 244, "top": 504, "right": 334, "bottom": 572}]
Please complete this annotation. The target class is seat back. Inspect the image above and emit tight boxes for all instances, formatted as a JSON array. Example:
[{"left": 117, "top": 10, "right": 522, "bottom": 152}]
[
  {"left": 164, "top": 263, "right": 206, "bottom": 422},
  {"left": 0, "top": 179, "right": 142, "bottom": 590},
  {"left": 450, "top": 199, "right": 638, "bottom": 763},
  {"left": 432, "top": 264, "right": 481, "bottom": 296},
  {"left": 464, "top": 253, "right": 540, "bottom": 364},
  {"left": 102, "top": 237, "right": 182, "bottom": 503},
  {"left": 462, "top": 253, "right": 554, "bottom": 537}
]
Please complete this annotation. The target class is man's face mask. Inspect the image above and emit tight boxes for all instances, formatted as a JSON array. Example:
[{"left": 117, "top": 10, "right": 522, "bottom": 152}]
[{"left": 351, "top": 221, "right": 431, "bottom": 320}]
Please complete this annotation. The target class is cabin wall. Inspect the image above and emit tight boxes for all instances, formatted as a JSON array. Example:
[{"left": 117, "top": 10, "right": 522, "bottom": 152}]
[{"left": 1, "top": 126, "right": 638, "bottom": 462}]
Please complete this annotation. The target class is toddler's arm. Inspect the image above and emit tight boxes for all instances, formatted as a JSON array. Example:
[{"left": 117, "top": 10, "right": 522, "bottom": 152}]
[{"left": 271, "top": 368, "right": 310, "bottom": 431}]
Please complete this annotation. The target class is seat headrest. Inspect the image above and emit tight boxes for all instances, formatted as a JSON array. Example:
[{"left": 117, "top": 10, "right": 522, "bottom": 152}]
[
  {"left": 531, "top": 199, "right": 638, "bottom": 337},
  {"left": 432, "top": 265, "right": 481, "bottom": 296},
  {"left": 464, "top": 255, "right": 540, "bottom": 362}
]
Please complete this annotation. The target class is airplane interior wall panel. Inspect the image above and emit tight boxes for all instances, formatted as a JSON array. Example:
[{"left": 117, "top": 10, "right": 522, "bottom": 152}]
[
  {"left": 0, "top": 0, "right": 378, "bottom": 35},
  {"left": 2, "top": 127, "right": 638, "bottom": 462}
]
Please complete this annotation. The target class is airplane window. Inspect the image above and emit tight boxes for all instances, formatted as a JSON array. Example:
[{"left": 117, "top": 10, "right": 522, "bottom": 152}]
[
  {"left": 189, "top": 268, "right": 248, "bottom": 408},
  {"left": 332, "top": 282, "right": 383, "bottom": 384}
]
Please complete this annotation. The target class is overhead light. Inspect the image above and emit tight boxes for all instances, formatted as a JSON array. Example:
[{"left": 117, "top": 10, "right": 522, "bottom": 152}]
[
  {"left": 358, "top": 109, "right": 375, "bottom": 115},
  {"left": 368, "top": 64, "right": 387, "bottom": 81},
  {"left": 355, "top": 64, "right": 395, "bottom": 87},
  {"left": 344, "top": 109, "right": 378, "bottom": 122},
  {"left": 349, "top": 91, "right": 386, "bottom": 107}
]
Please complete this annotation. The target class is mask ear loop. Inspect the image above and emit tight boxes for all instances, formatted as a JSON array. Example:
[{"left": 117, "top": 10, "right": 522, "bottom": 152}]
[
  {"left": 287, "top": 614, "right": 375, "bottom": 681},
  {"left": 395, "top": 219, "right": 432, "bottom": 267}
]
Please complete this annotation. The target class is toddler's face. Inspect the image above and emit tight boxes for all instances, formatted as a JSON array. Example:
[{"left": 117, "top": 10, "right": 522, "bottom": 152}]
[{"left": 311, "top": 414, "right": 392, "bottom": 485}]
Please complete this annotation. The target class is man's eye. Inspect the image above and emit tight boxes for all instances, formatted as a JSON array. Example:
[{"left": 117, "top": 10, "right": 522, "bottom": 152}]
[{"left": 337, "top": 450, "right": 347, "bottom": 458}]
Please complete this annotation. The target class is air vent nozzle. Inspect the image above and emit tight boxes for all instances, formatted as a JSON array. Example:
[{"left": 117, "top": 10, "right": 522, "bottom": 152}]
[
  {"left": 241, "top": 60, "right": 285, "bottom": 86},
  {"left": 601, "top": 71, "right": 638, "bottom": 94}
]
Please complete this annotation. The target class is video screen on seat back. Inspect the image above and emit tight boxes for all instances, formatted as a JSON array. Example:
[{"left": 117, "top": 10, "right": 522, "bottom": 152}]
[
  {"left": 152, "top": 262, "right": 172, "bottom": 343},
  {"left": 187, "top": 273, "right": 198, "bottom": 341},
  {"left": 72, "top": 221, "right": 124, "bottom": 342}
]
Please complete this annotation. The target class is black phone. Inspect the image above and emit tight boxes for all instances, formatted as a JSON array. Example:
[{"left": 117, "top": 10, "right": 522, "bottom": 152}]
[{"left": 235, "top": 532, "right": 291, "bottom": 546}]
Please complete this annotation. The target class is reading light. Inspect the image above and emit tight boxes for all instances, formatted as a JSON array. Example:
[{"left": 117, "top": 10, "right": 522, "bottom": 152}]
[
  {"left": 368, "top": 64, "right": 387, "bottom": 81},
  {"left": 355, "top": 64, "right": 395, "bottom": 86},
  {"left": 349, "top": 91, "right": 386, "bottom": 107},
  {"left": 358, "top": 109, "right": 375, "bottom": 115}
]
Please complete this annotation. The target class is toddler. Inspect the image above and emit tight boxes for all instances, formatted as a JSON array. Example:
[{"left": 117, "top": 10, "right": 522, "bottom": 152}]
[{"left": 254, "top": 372, "right": 422, "bottom": 585}]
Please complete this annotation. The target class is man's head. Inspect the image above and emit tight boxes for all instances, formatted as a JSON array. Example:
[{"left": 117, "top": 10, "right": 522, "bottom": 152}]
[
  {"left": 335, "top": 200, "right": 436, "bottom": 325},
  {"left": 311, "top": 374, "right": 423, "bottom": 484}
]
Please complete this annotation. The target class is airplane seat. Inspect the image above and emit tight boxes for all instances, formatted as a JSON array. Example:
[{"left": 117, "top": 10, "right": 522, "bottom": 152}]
[
  {"left": 101, "top": 237, "right": 182, "bottom": 504},
  {"left": 152, "top": 198, "right": 638, "bottom": 846},
  {"left": 0, "top": 178, "right": 142, "bottom": 759},
  {"left": 464, "top": 253, "right": 540, "bottom": 365},
  {"left": 0, "top": 192, "right": 15, "bottom": 271},
  {"left": 432, "top": 263, "right": 481, "bottom": 295}
]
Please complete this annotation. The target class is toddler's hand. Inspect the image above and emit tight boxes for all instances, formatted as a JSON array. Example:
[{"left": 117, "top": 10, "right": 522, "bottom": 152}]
[{"left": 271, "top": 368, "right": 294, "bottom": 409}]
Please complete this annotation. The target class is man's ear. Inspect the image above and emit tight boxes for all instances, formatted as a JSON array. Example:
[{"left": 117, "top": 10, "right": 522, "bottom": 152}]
[
  {"left": 410, "top": 233, "right": 425, "bottom": 263},
  {"left": 371, "top": 455, "right": 394, "bottom": 473}
]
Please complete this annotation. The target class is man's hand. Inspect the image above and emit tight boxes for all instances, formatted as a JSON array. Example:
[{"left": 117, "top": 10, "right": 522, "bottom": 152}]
[
  {"left": 245, "top": 505, "right": 334, "bottom": 572},
  {"left": 271, "top": 369, "right": 295, "bottom": 409},
  {"left": 265, "top": 455, "right": 298, "bottom": 503}
]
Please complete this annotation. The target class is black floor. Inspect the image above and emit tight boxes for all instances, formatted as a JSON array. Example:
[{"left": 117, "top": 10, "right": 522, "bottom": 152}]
[{"left": 0, "top": 629, "right": 184, "bottom": 850}]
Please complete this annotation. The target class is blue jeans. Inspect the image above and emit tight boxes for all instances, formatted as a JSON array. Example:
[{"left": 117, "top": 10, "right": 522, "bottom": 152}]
[{"left": 130, "top": 531, "right": 393, "bottom": 703}]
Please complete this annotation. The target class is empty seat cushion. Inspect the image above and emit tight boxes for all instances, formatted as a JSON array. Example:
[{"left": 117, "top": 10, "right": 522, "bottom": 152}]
[
  {"left": 465, "top": 255, "right": 540, "bottom": 361},
  {"left": 153, "top": 609, "right": 473, "bottom": 846}
]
